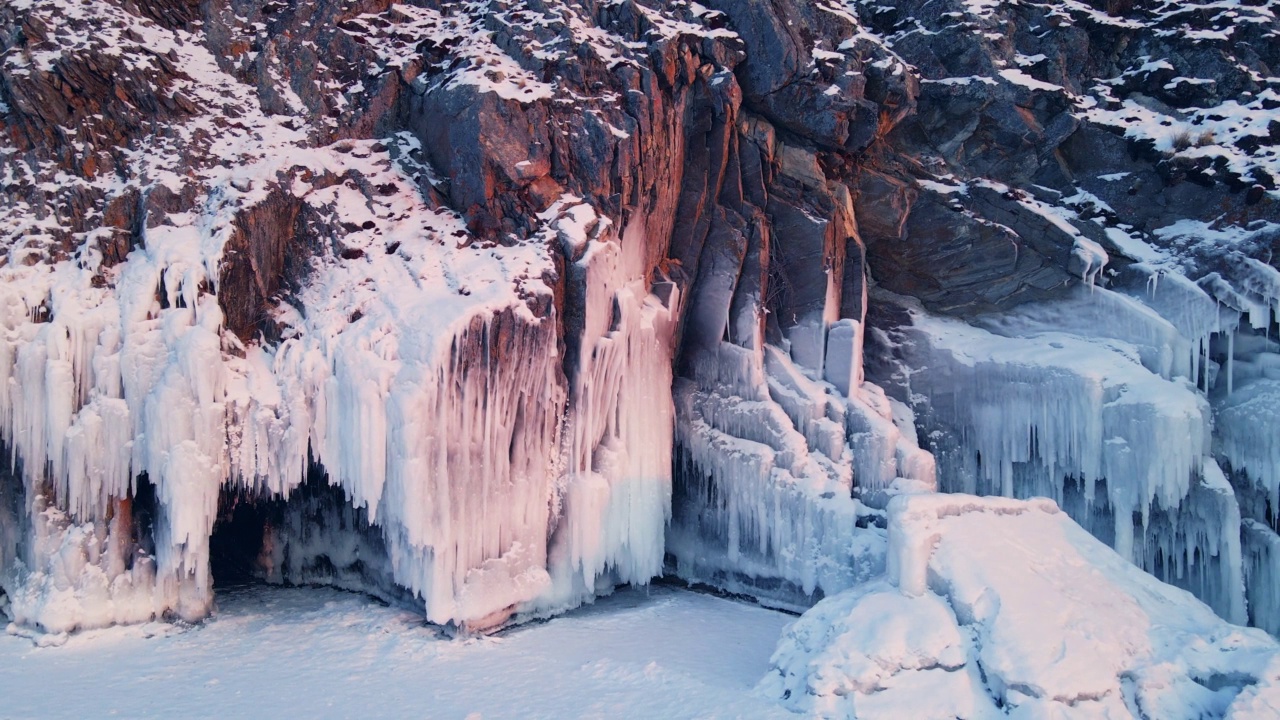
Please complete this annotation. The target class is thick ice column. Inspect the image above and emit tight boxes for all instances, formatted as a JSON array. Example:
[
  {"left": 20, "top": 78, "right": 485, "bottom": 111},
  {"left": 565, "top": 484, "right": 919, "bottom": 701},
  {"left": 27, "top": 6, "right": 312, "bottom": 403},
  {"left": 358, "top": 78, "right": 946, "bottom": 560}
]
[
  {"left": 539, "top": 213, "right": 678, "bottom": 613},
  {"left": 1244, "top": 520, "right": 1280, "bottom": 636},
  {"left": 823, "top": 319, "right": 864, "bottom": 397},
  {"left": 1215, "top": 370, "right": 1280, "bottom": 634},
  {"left": 375, "top": 305, "right": 565, "bottom": 627}
]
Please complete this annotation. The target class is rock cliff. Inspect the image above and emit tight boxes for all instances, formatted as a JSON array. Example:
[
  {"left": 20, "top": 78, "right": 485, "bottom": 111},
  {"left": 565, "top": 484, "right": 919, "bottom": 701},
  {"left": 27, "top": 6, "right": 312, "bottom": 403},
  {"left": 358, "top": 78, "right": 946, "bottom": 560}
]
[{"left": 1, "top": 0, "right": 1278, "bottom": 637}]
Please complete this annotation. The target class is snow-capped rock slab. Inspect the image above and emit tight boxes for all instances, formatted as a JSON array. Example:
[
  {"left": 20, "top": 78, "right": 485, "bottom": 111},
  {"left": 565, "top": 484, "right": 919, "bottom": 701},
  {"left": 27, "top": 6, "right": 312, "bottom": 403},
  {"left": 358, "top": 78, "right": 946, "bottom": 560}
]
[{"left": 762, "top": 494, "right": 1280, "bottom": 719}]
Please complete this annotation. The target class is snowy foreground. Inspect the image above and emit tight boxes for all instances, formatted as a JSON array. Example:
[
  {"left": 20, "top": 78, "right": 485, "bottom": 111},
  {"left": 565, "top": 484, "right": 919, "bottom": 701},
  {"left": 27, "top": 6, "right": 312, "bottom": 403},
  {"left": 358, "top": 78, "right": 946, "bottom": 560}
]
[{"left": 0, "top": 584, "right": 792, "bottom": 720}]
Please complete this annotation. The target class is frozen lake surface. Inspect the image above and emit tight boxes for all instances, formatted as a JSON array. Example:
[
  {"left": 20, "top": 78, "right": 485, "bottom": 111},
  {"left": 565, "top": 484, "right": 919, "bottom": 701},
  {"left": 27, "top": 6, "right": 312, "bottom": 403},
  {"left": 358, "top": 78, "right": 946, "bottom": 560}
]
[{"left": 0, "top": 584, "right": 793, "bottom": 719}]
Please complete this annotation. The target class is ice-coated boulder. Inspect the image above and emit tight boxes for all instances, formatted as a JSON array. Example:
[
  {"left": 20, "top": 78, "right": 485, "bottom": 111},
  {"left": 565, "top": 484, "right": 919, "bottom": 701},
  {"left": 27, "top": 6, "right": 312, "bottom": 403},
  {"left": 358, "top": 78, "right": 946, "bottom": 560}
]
[{"left": 762, "top": 494, "right": 1280, "bottom": 719}]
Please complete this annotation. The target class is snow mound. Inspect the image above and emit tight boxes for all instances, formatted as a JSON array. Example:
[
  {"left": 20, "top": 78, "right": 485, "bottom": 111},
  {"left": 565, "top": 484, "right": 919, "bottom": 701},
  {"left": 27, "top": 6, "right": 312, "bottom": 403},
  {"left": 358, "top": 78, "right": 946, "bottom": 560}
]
[{"left": 762, "top": 494, "right": 1280, "bottom": 719}]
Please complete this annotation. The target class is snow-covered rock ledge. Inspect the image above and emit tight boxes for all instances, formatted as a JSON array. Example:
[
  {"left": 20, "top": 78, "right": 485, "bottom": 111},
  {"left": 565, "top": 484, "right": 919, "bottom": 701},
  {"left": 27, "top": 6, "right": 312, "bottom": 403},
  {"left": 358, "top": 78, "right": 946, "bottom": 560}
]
[{"left": 760, "top": 494, "right": 1280, "bottom": 719}]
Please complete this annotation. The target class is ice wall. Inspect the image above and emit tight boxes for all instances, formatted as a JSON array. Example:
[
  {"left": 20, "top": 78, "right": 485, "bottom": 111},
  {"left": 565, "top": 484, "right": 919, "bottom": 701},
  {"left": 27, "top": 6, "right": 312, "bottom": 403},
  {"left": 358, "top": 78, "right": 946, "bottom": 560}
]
[{"left": 863, "top": 215, "right": 1280, "bottom": 634}]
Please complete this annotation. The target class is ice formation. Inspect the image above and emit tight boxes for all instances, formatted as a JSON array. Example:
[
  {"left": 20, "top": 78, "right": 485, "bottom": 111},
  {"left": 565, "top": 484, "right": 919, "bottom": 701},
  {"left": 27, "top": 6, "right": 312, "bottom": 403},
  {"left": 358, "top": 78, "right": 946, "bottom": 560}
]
[
  {"left": 539, "top": 209, "right": 679, "bottom": 614},
  {"left": 0, "top": 0, "right": 725, "bottom": 631},
  {"left": 2, "top": 0, "right": 1279, "bottom": 674},
  {"left": 666, "top": 208, "right": 934, "bottom": 606},
  {"left": 761, "top": 494, "right": 1280, "bottom": 719},
  {"left": 0, "top": 5, "right": 680, "bottom": 625},
  {"left": 871, "top": 272, "right": 1280, "bottom": 624},
  {"left": 0, "top": 172, "right": 693, "bottom": 631}
]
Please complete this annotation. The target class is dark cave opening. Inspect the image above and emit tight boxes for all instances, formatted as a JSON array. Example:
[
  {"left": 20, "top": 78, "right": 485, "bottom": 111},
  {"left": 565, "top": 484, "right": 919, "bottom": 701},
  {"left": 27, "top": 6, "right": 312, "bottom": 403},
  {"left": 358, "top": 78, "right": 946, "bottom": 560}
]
[
  {"left": 206, "top": 465, "right": 405, "bottom": 603},
  {"left": 209, "top": 489, "right": 280, "bottom": 587},
  {"left": 130, "top": 474, "right": 158, "bottom": 565},
  {"left": 0, "top": 448, "right": 25, "bottom": 611}
]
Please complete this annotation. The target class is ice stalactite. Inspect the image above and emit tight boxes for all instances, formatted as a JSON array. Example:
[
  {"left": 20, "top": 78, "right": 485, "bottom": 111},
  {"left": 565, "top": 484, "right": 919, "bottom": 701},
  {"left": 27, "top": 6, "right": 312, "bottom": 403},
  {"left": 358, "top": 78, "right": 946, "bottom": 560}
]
[
  {"left": 1129, "top": 268, "right": 1232, "bottom": 391},
  {"left": 1137, "top": 460, "right": 1247, "bottom": 626},
  {"left": 356, "top": 306, "right": 565, "bottom": 628}
]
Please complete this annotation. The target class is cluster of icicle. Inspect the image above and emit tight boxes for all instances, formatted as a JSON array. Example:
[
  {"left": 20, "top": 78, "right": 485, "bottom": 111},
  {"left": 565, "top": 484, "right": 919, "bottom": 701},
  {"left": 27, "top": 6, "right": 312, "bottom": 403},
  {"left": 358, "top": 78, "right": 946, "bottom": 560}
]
[
  {"left": 667, "top": 268, "right": 937, "bottom": 607},
  {"left": 0, "top": 196, "right": 681, "bottom": 633},
  {"left": 892, "top": 241, "right": 1280, "bottom": 628}
]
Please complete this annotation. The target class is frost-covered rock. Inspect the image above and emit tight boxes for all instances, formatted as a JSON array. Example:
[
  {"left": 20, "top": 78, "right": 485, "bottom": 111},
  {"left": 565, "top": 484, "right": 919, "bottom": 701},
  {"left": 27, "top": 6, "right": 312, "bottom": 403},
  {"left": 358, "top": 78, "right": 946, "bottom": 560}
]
[{"left": 762, "top": 494, "right": 1280, "bottom": 719}]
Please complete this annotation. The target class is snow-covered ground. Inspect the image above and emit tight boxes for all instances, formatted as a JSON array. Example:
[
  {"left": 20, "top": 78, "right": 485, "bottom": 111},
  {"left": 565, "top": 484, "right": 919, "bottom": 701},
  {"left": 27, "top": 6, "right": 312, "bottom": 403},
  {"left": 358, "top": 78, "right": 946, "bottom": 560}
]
[{"left": 0, "top": 584, "right": 792, "bottom": 719}]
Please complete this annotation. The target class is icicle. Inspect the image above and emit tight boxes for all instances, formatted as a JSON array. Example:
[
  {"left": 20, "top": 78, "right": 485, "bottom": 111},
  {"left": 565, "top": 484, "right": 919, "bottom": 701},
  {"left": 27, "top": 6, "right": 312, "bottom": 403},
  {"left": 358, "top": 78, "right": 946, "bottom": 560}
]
[
  {"left": 1228, "top": 328, "right": 1235, "bottom": 395},
  {"left": 1243, "top": 520, "right": 1280, "bottom": 635}
]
